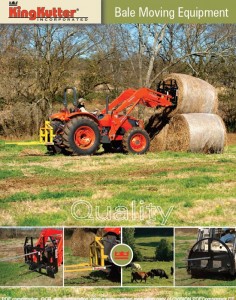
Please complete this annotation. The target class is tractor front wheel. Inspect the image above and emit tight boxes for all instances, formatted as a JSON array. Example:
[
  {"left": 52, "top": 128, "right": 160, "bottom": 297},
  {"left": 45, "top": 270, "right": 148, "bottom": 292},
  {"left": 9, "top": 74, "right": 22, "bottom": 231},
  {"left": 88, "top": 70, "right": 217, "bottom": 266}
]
[
  {"left": 62, "top": 117, "right": 100, "bottom": 155},
  {"left": 122, "top": 127, "right": 150, "bottom": 154}
]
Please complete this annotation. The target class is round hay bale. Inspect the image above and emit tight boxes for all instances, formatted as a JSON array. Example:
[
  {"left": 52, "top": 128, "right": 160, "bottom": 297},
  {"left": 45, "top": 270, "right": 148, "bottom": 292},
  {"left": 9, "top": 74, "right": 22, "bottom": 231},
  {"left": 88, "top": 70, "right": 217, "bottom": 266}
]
[
  {"left": 71, "top": 228, "right": 96, "bottom": 257},
  {"left": 70, "top": 228, "right": 105, "bottom": 257},
  {"left": 166, "top": 113, "right": 227, "bottom": 153},
  {"left": 149, "top": 124, "right": 169, "bottom": 152},
  {"left": 163, "top": 73, "right": 218, "bottom": 114},
  {"left": 146, "top": 74, "right": 218, "bottom": 139}
]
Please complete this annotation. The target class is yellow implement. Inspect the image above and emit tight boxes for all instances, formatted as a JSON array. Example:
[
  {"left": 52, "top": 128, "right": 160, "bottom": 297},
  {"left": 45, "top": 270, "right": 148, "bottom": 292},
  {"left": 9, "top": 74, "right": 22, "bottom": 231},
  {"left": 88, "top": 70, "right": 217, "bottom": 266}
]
[
  {"left": 65, "top": 263, "right": 109, "bottom": 273},
  {"left": 65, "top": 236, "right": 109, "bottom": 273},
  {"left": 39, "top": 121, "right": 55, "bottom": 145},
  {"left": 6, "top": 141, "right": 43, "bottom": 145},
  {"left": 5, "top": 121, "right": 55, "bottom": 146}
]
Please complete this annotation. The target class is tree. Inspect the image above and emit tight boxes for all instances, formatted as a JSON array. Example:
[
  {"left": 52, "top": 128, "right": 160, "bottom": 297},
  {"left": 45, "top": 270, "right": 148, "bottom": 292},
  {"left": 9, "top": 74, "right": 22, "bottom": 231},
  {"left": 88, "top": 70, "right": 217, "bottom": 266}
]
[
  {"left": 123, "top": 228, "right": 143, "bottom": 261},
  {"left": 155, "top": 239, "right": 173, "bottom": 261},
  {"left": 0, "top": 25, "right": 99, "bottom": 136}
]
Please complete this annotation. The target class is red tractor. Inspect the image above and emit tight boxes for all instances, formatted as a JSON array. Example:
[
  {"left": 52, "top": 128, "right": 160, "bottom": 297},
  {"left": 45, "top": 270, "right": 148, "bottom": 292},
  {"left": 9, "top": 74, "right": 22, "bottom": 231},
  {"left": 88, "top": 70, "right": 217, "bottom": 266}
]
[{"left": 41, "top": 85, "right": 176, "bottom": 155}]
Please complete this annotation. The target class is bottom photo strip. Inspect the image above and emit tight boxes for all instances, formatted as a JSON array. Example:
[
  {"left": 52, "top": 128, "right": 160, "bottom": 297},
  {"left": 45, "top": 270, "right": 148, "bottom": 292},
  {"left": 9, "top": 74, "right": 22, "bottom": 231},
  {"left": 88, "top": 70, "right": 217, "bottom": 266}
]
[{"left": 0, "top": 226, "right": 235, "bottom": 294}]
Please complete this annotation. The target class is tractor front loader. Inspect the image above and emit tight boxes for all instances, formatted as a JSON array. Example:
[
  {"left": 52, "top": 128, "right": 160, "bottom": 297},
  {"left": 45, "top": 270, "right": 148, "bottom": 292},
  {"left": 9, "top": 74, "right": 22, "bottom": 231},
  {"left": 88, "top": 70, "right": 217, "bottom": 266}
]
[
  {"left": 24, "top": 228, "right": 63, "bottom": 278},
  {"left": 40, "top": 84, "right": 177, "bottom": 156}
]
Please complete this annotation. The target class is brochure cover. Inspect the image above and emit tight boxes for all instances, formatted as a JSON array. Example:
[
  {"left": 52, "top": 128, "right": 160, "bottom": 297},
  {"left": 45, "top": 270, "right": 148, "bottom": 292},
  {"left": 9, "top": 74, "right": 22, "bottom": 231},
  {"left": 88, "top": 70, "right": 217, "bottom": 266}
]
[{"left": 0, "top": 0, "right": 235, "bottom": 299}]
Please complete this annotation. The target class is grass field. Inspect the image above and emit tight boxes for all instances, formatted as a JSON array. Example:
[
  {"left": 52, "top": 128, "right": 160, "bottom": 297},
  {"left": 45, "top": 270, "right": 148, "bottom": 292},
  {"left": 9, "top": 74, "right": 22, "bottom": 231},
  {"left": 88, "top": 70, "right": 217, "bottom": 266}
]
[
  {"left": 122, "top": 230, "right": 173, "bottom": 286},
  {"left": 0, "top": 140, "right": 235, "bottom": 226},
  {"left": 175, "top": 229, "right": 236, "bottom": 286},
  {"left": 0, "top": 286, "right": 235, "bottom": 298},
  {"left": 0, "top": 238, "right": 63, "bottom": 286}
]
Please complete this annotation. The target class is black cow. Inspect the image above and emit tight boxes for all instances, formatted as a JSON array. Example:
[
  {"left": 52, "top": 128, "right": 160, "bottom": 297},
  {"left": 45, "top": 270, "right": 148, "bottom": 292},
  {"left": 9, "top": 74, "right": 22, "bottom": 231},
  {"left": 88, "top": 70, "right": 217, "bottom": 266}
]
[
  {"left": 171, "top": 266, "right": 174, "bottom": 275},
  {"left": 151, "top": 268, "right": 168, "bottom": 279},
  {"left": 147, "top": 271, "right": 155, "bottom": 279}
]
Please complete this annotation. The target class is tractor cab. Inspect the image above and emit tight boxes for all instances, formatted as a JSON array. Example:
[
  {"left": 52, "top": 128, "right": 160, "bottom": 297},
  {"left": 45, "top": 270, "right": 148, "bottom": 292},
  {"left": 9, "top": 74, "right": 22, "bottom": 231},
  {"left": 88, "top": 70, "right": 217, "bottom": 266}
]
[
  {"left": 50, "top": 87, "right": 80, "bottom": 121},
  {"left": 187, "top": 228, "right": 236, "bottom": 277}
]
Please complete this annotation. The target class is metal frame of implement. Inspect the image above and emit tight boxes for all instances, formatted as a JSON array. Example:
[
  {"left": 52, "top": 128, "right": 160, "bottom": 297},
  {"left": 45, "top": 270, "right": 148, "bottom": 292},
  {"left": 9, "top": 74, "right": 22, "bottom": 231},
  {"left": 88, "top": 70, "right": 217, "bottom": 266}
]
[{"left": 65, "top": 236, "right": 111, "bottom": 273}]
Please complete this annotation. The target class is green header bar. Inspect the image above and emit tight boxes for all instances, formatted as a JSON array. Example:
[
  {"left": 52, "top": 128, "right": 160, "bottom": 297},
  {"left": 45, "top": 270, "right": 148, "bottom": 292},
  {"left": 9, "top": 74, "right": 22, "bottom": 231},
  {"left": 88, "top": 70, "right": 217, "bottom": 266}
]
[{"left": 103, "top": 0, "right": 235, "bottom": 24}]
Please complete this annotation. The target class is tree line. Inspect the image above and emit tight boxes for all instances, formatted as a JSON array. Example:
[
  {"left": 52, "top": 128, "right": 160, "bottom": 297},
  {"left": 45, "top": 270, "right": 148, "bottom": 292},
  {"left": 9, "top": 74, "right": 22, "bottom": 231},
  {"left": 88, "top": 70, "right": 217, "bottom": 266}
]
[
  {"left": 123, "top": 228, "right": 173, "bottom": 262},
  {"left": 0, "top": 24, "right": 235, "bottom": 137}
]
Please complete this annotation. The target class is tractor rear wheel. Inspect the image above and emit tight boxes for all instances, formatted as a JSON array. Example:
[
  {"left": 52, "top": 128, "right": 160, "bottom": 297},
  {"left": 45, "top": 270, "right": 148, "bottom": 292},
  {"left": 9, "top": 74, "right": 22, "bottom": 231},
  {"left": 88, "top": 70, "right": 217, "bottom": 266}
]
[
  {"left": 122, "top": 127, "right": 150, "bottom": 154},
  {"left": 47, "top": 120, "right": 64, "bottom": 154},
  {"left": 62, "top": 117, "right": 100, "bottom": 155},
  {"left": 47, "top": 120, "right": 71, "bottom": 155}
]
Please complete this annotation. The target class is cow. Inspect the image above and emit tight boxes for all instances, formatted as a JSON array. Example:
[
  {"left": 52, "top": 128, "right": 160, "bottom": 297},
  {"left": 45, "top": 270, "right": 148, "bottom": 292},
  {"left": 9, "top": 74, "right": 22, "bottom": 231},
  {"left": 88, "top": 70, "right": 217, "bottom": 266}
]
[
  {"left": 147, "top": 271, "right": 155, "bottom": 279},
  {"left": 131, "top": 271, "right": 149, "bottom": 283},
  {"left": 126, "top": 262, "right": 142, "bottom": 271},
  {"left": 151, "top": 269, "right": 169, "bottom": 279},
  {"left": 171, "top": 266, "right": 174, "bottom": 276}
]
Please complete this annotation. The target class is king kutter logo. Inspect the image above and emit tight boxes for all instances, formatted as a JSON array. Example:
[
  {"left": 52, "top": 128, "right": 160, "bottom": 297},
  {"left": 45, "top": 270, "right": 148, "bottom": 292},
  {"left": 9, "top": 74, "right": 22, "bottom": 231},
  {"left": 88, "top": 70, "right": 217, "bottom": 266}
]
[
  {"left": 8, "top": 0, "right": 79, "bottom": 21},
  {"left": 110, "top": 244, "right": 133, "bottom": 267}
]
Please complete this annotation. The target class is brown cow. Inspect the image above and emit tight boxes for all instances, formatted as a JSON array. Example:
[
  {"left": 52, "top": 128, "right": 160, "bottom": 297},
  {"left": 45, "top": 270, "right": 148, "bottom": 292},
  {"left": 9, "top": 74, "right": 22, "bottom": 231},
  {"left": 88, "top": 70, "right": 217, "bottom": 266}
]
[{"left": 131, "top": 271, "right": 149, "bottom": 283}]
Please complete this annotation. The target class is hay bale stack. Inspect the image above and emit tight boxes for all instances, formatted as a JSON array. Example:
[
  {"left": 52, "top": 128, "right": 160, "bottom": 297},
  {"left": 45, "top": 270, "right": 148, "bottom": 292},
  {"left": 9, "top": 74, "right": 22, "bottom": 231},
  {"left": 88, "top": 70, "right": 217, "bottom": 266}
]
[
  {"left": 146, "top": 74, "right": 218, "bottom": 141},
  {"left": 165, "top": 113, "right": 226, "bottom": 153},
  {"left": 163, "top": 73, "right": 218, "bottom": 115},
  {"left": 147, "top": 73, "right": 224, "bottom": 153}
]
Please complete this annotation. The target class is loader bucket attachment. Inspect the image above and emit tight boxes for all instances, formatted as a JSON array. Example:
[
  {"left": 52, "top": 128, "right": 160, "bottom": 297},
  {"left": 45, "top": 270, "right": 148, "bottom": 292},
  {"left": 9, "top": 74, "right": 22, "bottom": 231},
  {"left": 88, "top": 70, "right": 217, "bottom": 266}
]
[
  {"left": 187, "top": 238, "right": 235, "bottom": 276},
  {"left": 40, "top": 121, "right": 55, "bottom": 145}
]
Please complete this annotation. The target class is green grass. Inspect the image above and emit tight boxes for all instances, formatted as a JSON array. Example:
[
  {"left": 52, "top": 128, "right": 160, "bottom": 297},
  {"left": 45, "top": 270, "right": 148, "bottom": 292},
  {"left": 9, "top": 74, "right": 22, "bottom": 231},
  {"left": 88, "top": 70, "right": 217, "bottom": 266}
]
[
  {"left": 0, "top": 262, "right": 28, "bottom": 285},
  {"left": 0, "top": 169, "right": 24, "bottom": 179},
  {"left": 122, "top": 233, "right": 174, "bottom": 286},
  {"left": 64, "top": 245, "right": 87, "bottom": 265},
  {"left": 0, "top": 286, "right": 235, "bottom": 298},
  {"left": 123, "top": 261, "right": 173, "bottom": 286},
  {"left": 175, "top": 230, "right": 236, "bottom": 286},
  {"left": 0, "top": 141, "right": 236, "bottom": 226}
]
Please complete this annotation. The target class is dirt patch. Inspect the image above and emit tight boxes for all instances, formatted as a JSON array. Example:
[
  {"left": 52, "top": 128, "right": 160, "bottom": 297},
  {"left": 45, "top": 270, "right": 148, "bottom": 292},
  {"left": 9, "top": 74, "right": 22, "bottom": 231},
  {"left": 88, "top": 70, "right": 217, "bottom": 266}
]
[
  {"left": 19, "top": 149, "right": 46, "bottom": 156},
  {"left": 0, "top": 176, "right": 84, "bottom": 198},
  {"left": 0, "top": 244, "right": 23, "bottom": 262},
  {"left": 175, "top": 228, "right": 198, "bottom": 236}
]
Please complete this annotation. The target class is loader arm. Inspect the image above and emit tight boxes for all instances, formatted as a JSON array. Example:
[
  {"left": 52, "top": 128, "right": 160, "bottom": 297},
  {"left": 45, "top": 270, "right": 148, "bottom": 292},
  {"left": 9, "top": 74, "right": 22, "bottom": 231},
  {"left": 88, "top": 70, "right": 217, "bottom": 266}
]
[
  {"left": 108, "top": 87, "right": 174, "bottom": 140},
  {"left": 101, "top": 88, "right": 136, "bottom": 114}
]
